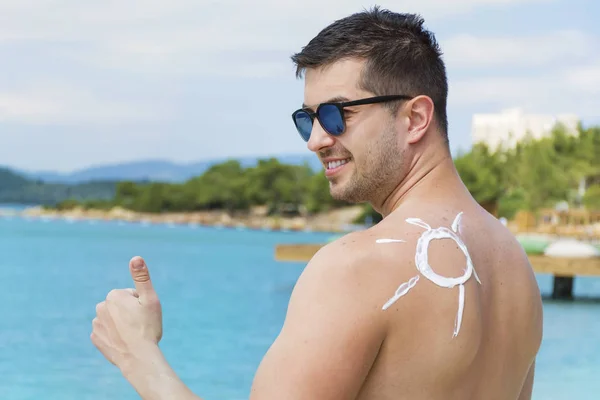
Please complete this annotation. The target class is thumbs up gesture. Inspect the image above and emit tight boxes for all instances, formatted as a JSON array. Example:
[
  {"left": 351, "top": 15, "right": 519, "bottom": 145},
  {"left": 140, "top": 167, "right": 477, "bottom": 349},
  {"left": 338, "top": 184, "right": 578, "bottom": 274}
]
[{"left": 91, "top": 256, "right": 163, "bottom": 369}]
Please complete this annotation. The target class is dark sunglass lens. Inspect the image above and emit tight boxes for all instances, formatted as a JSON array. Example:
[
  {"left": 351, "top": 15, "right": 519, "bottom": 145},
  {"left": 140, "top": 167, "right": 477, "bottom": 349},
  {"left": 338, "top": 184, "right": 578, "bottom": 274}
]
[
  {"left": 293, "top": 111, "right": 313, "bottom": 142},
  {"left": 318, "top": 104, "right": 344, "bottom": 135}
]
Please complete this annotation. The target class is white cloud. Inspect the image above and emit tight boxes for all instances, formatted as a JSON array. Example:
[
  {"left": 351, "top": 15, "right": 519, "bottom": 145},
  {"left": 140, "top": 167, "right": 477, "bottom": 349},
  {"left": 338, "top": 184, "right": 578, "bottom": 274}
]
[
  {"left": 0, "top": 0, "right": 554, "bottom": 75},
  {"left": 450, "top": 75, "right": 554, "bottom": 109},
  {"left": 443, "top": 28, "right": 600, "bottom": 122},
  {"left": 0, "top": 0, "right": 579, "bottom": 130},
  {"left": 442, "top": 30, "right": 597, "bottom": 68},
  {"left": 0, "top": 83, "right": 173, "bottom": 125},
  {"left": 449, "top": 59, "right": 600, "bottom": 118},
  {"left": 565, "top": 62, "right": 600, "bottom": 94}
]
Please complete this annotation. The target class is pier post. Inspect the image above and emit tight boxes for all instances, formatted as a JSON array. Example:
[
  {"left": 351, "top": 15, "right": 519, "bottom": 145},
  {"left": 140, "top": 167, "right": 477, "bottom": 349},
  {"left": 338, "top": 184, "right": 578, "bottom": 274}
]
[{"left": 552, "top": 275, "right": 574, "bottom": 300}]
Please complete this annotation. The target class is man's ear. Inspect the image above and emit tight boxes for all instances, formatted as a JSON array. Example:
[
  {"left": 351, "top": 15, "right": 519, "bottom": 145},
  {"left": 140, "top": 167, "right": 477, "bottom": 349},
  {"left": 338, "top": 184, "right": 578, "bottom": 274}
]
[{"left": 405, "top": 95, "right": 435, "bottom": 144}]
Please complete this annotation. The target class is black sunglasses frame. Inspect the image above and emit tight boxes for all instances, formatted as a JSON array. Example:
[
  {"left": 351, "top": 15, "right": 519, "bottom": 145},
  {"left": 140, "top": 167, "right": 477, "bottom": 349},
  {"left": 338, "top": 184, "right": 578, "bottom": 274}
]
[{"left": 292, "top": 95, "right": 414, "bottom": 141}]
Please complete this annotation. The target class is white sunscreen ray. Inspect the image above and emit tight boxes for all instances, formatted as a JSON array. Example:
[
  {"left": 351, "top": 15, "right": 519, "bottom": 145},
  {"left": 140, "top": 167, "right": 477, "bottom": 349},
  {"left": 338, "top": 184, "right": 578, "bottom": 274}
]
[
  {"left": 454, "top": 284, "right": 465, "bottom": 337},
  {"left": 451, "top": 213, "right": 481, "bottom": 285},
  {"left": 405, "top": 218, "right": 431, "bottom": 230},
  {"left": 376, "top": 211, "right": 481, "bottom": 338},
  {"left": 382, "top": 275, "right": 419, "bottom": 310},
  {"left": 451, "top": 212, "right": 462, "bottom": 233},
  {"left": 376, "top": 238, "right": 406, "bottom": 244}
]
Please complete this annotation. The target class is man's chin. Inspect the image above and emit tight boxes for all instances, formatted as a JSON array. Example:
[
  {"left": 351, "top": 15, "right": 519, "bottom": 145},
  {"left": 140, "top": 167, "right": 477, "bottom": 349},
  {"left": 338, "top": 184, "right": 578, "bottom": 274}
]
[{"left": 329, "top": 186, "right": 357, "bottom": 203}]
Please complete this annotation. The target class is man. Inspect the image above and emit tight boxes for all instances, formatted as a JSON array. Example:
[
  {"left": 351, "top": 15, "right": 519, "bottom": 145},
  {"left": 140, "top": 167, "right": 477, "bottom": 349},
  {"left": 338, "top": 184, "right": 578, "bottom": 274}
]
[{"left": 91, "top": 7, "right": 543, "bottom": 399}]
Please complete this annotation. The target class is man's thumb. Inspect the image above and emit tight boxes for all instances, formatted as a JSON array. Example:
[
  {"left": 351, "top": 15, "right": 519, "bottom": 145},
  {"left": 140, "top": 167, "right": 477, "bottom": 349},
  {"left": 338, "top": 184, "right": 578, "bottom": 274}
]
[{"left": 129, "top": 256, "right": 156, "bottom": 302}]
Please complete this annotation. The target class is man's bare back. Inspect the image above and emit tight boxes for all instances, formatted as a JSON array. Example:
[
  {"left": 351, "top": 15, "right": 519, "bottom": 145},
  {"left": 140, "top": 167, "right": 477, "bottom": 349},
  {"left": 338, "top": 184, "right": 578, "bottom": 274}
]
[
  {"left": 352, "top": 196, "right": 543, "bottom": 399},
  {"left": 97, "top": 176, "right": 544, "bottom": 400},
  {"left": 250, "top": 179, "right": 543, "bottom": 400}
]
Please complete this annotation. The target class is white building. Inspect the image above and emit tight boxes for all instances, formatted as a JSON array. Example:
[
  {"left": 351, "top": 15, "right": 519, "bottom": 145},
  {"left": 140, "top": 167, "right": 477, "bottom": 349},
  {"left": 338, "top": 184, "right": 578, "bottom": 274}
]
[{"left": 471, "top": 108, "right": 580, "bottom": 151}]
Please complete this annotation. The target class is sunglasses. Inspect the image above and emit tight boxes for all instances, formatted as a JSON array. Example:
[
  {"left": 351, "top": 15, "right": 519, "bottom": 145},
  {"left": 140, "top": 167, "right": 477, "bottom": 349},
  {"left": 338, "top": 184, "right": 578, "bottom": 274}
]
[{"left": 291, "top": 95, "right": 413, "bottom": 142}]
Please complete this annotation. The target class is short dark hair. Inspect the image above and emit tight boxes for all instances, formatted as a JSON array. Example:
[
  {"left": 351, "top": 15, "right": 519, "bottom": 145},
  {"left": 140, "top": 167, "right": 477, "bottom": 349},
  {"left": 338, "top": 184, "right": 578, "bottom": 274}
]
[{"left": 291, "top": 6, "right": 449, "bottom": 143}]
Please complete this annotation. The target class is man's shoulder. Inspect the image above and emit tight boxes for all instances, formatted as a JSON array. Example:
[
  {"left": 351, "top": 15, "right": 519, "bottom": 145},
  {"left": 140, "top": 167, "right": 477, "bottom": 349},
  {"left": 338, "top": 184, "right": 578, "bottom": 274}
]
[
  {"left": 294, "top": 224, "right": 421, "bottom": 312},
  {"left": 299, "top": 229, "right": 388, "bottom": 290},
  {"left": 249, "top": 228, "right": 412, "bottom": 399},
  {"left": 305, "top": 226, "right": 415, "bottom": 277},
  {"left": 310, "top": 209, "right": 465, "bottom": 271},
  {"left": 292, "top": 208, "right": 491, "bottom": 315}
]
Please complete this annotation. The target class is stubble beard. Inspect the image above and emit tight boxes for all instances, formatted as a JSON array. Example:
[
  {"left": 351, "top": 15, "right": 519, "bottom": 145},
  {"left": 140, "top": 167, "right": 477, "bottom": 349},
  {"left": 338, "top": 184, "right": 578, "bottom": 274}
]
[{"left": 330, "top": 123, "right": 404, "bottom": 204}]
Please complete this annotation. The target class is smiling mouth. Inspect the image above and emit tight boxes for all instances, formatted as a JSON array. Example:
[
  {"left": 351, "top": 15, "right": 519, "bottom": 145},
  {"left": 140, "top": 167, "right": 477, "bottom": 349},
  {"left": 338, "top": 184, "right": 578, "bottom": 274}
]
[{"left": 325, "top": 158, "right": 352, "bottom": 170}]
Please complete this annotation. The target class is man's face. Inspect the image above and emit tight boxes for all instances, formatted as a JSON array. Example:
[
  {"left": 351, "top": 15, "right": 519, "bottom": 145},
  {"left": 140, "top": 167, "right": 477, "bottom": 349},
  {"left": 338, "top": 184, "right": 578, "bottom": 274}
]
[{"left": 301, "top": 59, "right": 408, "bottom": 204}]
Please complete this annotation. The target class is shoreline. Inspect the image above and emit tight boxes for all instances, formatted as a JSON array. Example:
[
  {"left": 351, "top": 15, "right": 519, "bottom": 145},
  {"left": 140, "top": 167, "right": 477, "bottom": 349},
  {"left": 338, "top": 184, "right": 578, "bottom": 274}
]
[
  {"left": 1, "top": 205, "right": 368, "bottom": 234},
  {"left": 2, "top": 204, "right": 599, "bottom": 244}
]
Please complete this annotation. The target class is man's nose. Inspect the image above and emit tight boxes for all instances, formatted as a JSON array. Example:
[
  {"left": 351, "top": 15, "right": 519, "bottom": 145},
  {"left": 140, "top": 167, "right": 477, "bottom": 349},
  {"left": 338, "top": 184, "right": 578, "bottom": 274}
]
[{"left": 307, "top": 119, "right": 335, "bottom": 153}]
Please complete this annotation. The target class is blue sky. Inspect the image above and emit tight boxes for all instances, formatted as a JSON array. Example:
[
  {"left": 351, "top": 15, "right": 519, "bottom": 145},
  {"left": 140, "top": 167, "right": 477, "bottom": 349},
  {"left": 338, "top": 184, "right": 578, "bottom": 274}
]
[{"left": 1, "top": 0, "right": 599, "bottom": 172}]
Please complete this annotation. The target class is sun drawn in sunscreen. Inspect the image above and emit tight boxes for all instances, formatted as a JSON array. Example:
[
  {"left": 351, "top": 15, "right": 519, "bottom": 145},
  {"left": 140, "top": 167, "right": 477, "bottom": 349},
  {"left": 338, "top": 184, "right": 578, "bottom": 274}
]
[{"left": 376, "top": 212, "right": 481, "bottom": 337}]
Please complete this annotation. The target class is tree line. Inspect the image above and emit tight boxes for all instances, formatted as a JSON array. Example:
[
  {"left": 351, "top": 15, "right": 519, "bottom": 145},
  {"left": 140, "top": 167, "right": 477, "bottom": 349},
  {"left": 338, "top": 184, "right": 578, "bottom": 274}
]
[
  {"left": 53, "top": 158, "right": 350, "bottom": 215},
  {"left": 9, "top": 123, "right": 600, "bottom": 223},
  {"left": 453, "top": 123, "right": 600, "bottom": 219}
]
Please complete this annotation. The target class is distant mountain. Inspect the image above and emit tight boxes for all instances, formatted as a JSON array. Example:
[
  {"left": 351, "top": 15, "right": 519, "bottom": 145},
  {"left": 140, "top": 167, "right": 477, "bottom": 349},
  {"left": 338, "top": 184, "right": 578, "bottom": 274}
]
[
  {"left": 16, "top": 153, "right": 324, "bottom": 184},
  {"left": 0, "top": 167, "right": 117, "bottom": 206},
  {"left": 0, "top": 166, "right": 31, "bottom": 190}
]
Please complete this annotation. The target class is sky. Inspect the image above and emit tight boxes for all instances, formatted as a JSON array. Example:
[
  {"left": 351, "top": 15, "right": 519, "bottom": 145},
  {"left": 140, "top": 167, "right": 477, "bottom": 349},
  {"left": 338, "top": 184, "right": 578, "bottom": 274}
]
[{"left": 1, "top": 0, "right": 599, "bottom": 173}]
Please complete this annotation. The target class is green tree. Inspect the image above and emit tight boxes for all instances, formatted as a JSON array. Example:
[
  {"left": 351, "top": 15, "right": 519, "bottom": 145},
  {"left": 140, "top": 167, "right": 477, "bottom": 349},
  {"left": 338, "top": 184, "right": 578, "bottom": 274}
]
[
  {"left": 187, "top": 159, "right": 249, "bottom": 211},
  {"left": 244, "top": 158, "right": 313, "bottom": 214},
  {"left": 454, "top": 143, "right": 505, "bottom": 209},
  {"left": 115, "top": 181, "right": 139, "bottom": 208},
  {"left": 513, "top": 135, "right": 575, "bottom": 210},
  {"left": 583, "top": 185, "right": 600, "bottom": 210}
]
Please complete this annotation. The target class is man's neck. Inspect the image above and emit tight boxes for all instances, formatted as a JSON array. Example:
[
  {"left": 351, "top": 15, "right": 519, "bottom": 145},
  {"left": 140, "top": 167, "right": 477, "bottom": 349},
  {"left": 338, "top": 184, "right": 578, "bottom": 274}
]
[{"left": 376, "top": 149, "right": 457, "bottom": 218}]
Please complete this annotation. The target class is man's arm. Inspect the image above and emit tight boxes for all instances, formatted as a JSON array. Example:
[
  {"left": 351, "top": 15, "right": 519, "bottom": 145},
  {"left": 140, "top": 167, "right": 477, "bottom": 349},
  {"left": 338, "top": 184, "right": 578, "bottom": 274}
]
[
  {"left": 119, "top": 344, "right": 203, "bottom": 400},
  {"left": 249, "top": 240, "right": 388, "bottom": 399},
  {"left": 113, "top": 239, "right": 386, "bottom": 400}
]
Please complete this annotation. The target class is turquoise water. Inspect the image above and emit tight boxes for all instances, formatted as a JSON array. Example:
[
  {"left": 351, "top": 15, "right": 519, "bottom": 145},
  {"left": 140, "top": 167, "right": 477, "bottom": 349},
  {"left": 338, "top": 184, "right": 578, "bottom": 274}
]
[{"left": 0, "top": 213, "right": 598, "bottom": 399}]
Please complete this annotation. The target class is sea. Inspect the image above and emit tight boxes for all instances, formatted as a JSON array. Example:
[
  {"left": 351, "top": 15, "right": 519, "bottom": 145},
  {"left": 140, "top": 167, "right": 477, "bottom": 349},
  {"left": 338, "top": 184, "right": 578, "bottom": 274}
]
[{"left": 0, "top": 204, "right": 598, "bottom": 400}]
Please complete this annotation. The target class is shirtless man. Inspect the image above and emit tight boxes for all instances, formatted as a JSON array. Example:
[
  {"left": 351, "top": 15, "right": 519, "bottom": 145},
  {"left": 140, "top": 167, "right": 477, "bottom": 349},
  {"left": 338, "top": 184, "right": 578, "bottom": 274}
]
[{"left": 90, "top": 7, "right": 544, "bottom": 400}]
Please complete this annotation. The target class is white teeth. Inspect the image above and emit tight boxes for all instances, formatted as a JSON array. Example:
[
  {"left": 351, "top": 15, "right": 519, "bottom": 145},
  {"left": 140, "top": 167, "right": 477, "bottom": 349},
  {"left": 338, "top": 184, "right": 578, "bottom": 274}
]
[{"left": 327, "top": 159, "right": 350, "bottom": 169}]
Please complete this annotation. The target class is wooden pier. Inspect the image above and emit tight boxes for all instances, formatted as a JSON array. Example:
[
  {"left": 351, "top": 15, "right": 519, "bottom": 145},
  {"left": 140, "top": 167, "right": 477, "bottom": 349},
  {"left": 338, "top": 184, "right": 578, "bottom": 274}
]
[{"left": 274, "top": 244, "right": 600, "bottom": 300}]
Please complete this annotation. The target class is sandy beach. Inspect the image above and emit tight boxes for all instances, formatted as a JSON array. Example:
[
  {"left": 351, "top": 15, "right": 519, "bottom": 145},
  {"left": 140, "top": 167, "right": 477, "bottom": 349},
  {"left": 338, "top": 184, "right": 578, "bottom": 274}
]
[{"left": 3, "top": 205, "right": 368, "bottom": 233}]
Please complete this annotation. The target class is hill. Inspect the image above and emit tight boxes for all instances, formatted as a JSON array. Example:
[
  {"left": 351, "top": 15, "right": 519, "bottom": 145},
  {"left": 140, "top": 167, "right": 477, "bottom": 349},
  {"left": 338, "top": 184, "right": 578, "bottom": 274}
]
[
  {"left": 0, "top": 167, "right": 118, "bottom": 205},
  {"left": 0, "top": 154, "right": 325, "bottom": 206},
  {"left": 17, "top": 153, "right": 323, "bottom": 184}
]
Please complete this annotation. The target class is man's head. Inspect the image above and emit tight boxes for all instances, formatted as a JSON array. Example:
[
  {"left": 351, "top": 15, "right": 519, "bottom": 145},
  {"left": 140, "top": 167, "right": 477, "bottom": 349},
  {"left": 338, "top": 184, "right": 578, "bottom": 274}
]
[{"left": 290, "top": 7, "right": 449, "bottom": 205}]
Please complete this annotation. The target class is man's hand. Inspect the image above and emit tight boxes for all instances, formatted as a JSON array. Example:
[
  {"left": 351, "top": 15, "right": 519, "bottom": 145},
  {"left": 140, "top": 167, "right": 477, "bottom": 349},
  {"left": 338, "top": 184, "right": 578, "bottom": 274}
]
[
  {"left": 91, "top": 256, "right": 201, "bottom": 400},
  {"left": 91, "top": 256, "right": 163, "bottom": 371}
]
